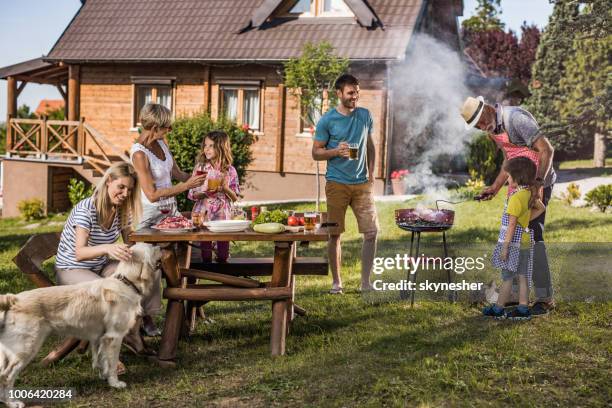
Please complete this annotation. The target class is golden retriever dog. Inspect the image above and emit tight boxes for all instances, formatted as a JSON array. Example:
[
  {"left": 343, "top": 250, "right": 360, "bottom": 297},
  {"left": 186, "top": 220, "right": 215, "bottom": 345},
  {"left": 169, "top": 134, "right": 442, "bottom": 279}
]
[{"left": 0, "top": 243, "right": 161, "bottom": 408}]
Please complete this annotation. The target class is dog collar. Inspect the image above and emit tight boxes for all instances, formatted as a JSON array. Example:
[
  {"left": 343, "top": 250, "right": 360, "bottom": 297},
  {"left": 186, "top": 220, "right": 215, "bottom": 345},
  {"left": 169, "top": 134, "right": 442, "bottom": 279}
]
[{"left": 116, "top": 275, "right": 142, "bottom": 296}]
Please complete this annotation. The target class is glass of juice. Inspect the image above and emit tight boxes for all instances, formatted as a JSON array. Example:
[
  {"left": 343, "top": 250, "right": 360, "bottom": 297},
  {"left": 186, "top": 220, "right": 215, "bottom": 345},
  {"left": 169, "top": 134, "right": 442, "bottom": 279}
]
[
  {"left": 191, "top": 211, "right": 201, "bottom": 228},
  {"left": 304, "top": 212, "right": 317, "bottom": 233},
  {"left": 207, "top": 170, "right": 222, "bottom": 191}
]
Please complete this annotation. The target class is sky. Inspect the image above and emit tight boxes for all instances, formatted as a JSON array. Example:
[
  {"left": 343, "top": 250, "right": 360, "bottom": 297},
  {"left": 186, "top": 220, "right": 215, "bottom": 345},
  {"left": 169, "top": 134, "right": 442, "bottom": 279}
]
[{"left": 0, "top": 0, "right": 554, "bottom": 120}]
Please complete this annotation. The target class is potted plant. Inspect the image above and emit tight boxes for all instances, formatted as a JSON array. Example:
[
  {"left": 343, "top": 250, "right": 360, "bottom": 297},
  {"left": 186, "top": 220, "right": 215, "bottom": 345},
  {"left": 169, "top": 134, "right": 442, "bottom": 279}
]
[{"left": 390, "top": 169, "right": 410, "bottom": 195}]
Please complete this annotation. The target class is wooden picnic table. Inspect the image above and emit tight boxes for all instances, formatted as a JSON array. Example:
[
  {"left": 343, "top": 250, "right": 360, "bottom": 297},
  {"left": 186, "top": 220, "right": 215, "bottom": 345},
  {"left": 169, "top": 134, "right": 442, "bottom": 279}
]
[{"left": 129, "top": 227, "right": 329, "bottom": 365}]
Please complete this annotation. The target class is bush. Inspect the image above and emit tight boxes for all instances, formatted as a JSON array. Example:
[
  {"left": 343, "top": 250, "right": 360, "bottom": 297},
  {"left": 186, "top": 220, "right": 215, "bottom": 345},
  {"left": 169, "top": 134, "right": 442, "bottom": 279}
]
[
  {"left": 166, "top": 113, "right": 257, "bottom": 211},
  {"left": 453, "top": 170, "right": 486, "bottom": 200},
  {"left": 17, "top": 198, "right": 45, "bottom": 221},
  {"left": 585, "top": 184, "right": 611, "bottom": 212},
  {"left": 467, "top": 132, "right": 503, "bottom": 184},
  {"left": 68, "top": 178, "right": 94, "bottom": 206},
  {"left": 561, "top": 182, "right": 581, "bottom": 205}
]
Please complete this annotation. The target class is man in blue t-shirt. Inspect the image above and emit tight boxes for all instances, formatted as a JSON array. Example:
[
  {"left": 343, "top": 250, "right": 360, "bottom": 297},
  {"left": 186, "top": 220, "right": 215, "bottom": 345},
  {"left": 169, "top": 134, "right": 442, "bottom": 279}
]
[{"left": 312, "top": 74, "right": 379, "bottom": 294}]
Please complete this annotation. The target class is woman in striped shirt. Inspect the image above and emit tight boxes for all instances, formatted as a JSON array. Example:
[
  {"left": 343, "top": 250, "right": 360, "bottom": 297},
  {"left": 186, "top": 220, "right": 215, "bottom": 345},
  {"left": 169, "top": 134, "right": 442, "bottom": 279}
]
[{"left": 55, "top": 162, "right": 158, "bottom": 362}]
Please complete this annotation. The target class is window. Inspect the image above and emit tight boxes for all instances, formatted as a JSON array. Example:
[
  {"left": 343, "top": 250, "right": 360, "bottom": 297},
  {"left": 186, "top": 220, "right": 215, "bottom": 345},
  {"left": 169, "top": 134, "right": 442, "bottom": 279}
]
[
  {"left": 133, "top": 81, "right": 173, "bottom": 127},
  {"left": 287, "top": 0, "right": 352, "bottom": 17},
  {"left": 219, "top": 84, "right": 261, "bottom": 130},
  {"left": 302, "top": 95, "right": 323, "bottom": 133},
  {"left": 290, "top": 0, "right": 311, "bottom": 14},
  {"left": 322, "top": 0, "right": 352, "bottom": 15}
]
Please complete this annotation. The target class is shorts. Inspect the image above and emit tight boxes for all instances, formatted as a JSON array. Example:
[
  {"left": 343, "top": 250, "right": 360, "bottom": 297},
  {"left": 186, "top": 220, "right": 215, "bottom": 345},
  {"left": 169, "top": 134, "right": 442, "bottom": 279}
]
[
  {"left": 501, "top": 249, "right": 531, "bottom": 281},
  {"left": 325, "top": 181, "right": 379, "bottom": 235}
]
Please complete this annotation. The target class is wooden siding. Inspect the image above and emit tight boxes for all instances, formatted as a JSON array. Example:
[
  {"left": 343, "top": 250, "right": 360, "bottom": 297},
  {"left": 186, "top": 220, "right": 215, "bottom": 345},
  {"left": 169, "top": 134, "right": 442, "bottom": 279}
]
[{"left": 78, "top": 63, "right": 388, "bottom": 176}]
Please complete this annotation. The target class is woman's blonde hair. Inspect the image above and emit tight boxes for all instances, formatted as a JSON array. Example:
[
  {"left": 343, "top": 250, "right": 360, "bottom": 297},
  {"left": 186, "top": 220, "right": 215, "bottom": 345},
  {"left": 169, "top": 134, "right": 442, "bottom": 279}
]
[
  {"left": 196, "top": 130, "right": 233, "bottom": 172},
  {"left": 139, "top": 103, "right": 172, "bottom": 130},
  {"left": 93, "top": 162, "right": 142, "bottom": 230}
]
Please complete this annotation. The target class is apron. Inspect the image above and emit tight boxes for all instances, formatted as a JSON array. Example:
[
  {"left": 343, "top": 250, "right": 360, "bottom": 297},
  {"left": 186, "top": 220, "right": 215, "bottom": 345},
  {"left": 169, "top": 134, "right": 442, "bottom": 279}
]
[
  {"left": 490, "top": 132, "right": 540, "bottom": 196},
  {"left": 491, "top": 187, "right": 535, "bottom": 285}
]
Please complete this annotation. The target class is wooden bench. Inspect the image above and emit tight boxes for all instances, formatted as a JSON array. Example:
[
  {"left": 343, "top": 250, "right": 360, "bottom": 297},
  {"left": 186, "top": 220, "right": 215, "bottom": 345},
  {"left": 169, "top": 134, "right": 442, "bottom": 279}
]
[{"left": 190, "top": 257, "right": 328, "bottom": 277}]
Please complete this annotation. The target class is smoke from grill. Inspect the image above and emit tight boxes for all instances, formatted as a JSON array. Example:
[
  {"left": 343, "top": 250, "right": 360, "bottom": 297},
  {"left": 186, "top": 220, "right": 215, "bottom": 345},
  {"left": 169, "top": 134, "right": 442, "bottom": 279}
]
[{"left": 390, "top": 34, "right": 475, "bottom": 202}]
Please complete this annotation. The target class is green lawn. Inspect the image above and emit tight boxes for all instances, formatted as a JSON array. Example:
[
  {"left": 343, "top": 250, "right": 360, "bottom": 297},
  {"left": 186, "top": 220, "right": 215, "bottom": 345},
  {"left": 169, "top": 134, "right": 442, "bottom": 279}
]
[
  {"left": 558, "top": 158, "right": 612, "bottom": 169},
  {"left": 1, "top": 195, "right": 610, "bottom": 407}
]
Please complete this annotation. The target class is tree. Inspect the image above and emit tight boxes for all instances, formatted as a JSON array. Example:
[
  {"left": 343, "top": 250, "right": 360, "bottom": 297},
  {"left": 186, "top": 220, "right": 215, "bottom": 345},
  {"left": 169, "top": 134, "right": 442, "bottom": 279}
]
[
  {"left": 464, "top": 29, "right": 520, "bottom": 78},
  {"left": 461, "top": 0, "right": 504, "bottom": 32},
  {"left": 45, "top": 107, "right": 65, "bottom": 120},
  {"left": 16, "top": 104, "right": 36, "bottom": 119},
  {"left": 557, "top": 1, "right": 611, "bottom": 167},
  {"left": 516, "top": 23, "right": 541, "bottom": 84},
  {"left": 526, "top": 0, "right": 580, "bottom": 153},
  {"left": 463, "top": 9, "right": 540, "bottom": 85},
  {"left": 284, "top": 42, "right": 349, "bottom": 210}
]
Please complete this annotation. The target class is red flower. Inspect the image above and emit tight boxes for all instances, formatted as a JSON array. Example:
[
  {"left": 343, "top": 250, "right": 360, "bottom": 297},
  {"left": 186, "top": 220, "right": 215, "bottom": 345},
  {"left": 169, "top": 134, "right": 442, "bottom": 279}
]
[
  {"left": 241, "top": 124, "right": 250, "bottom": 131},
  {"left": 391, "top": 169, "right": 410, "bottom": 180}
]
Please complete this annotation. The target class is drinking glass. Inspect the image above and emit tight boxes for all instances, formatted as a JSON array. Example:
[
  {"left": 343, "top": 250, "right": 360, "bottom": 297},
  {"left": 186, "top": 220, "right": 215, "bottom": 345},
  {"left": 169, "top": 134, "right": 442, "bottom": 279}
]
[
  {"left": 304, "top": 212, "right": 317, "bottom": 233},
  {"left": 207, "top": 170, "right": 223, "bottom": 192},
  {"left": 159, "top": 201, "right": 173, "bottom": 216},
  {"left": 348, "top": 143, "right": 359, "bottom": 160}
]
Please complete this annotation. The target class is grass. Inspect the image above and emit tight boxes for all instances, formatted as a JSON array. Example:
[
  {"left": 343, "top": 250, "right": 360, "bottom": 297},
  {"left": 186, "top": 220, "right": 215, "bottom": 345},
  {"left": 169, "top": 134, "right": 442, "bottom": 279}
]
[
  {"left": 558, "top": 158, "right": 612, "bottom": 170},
  {"left": 1, "top": 195, "right": 611, "bottom": 407}
]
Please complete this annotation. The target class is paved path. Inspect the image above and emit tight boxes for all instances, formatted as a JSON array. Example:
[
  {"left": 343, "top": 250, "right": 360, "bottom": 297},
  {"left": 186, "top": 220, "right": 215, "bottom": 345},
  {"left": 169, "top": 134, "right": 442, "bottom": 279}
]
[{"left": 552, "top": 168, "right": 611, "bottom": 207}]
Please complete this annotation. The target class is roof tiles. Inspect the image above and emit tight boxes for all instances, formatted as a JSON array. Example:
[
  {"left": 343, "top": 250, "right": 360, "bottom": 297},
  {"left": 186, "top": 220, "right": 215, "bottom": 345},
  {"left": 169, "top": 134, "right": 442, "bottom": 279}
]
[{"left": 47, "top": 0, "right": 423, "bottom": 62}]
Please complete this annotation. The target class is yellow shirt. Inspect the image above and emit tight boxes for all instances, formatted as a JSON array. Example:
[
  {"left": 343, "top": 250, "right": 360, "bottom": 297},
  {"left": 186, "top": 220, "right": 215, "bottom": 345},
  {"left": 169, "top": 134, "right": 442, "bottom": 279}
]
[{"left": 506, "top": 189, "right": 532, "bottom": 244}]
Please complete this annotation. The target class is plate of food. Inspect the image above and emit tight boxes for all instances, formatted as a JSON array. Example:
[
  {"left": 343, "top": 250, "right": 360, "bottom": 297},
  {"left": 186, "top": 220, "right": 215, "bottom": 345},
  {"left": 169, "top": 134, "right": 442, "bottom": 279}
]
[{"left": 152, "top": 215, "right": 195, "bottom": 232}]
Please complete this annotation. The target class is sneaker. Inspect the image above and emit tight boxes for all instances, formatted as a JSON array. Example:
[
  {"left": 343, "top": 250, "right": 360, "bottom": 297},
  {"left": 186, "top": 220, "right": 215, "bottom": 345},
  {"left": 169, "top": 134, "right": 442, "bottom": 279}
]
[
  {"left": 506, "top": 306, "right": 532, "bottom": 321},
  {"left": 482, "top": 305, "right": 505, "bottom": 319},
  {"left": 329, "top": 286, "right": 344, "bottom": 295},
  {"left": 531, "top": 301, "right": 554, "bottom": 317}
]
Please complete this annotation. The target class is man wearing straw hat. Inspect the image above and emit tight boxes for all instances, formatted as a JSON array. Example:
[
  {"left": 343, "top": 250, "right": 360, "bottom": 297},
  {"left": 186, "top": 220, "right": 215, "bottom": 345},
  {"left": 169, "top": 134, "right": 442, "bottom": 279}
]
[{"left": 461, "top": 96, "right": 556, "bottom": 316}]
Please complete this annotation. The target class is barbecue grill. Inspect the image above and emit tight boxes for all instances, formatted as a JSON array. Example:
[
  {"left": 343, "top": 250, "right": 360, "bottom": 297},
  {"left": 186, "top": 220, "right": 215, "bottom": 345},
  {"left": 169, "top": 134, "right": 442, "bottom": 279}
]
[{"left": 395, "top": 200, "right": 460, "bottom": 306}]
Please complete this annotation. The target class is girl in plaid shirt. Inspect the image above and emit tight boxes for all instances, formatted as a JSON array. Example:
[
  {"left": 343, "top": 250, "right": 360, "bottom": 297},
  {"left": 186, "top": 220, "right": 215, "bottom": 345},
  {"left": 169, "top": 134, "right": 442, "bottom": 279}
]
[{"left": 483, "top": 157, "right": 545, "bottom": 320}]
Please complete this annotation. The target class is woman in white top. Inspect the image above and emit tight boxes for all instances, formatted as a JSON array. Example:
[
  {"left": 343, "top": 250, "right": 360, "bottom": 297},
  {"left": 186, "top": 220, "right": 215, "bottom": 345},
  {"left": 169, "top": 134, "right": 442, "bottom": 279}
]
[
  {"left": 130, "top": 103, "right": 206, "bottom": 230},
  {"left": 130, "top": 103, "right": 205, "bottom": 336}
]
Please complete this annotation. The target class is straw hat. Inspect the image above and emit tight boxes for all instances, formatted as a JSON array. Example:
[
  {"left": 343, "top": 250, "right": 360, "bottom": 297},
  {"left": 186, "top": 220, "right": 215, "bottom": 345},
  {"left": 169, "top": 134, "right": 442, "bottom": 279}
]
[{"left": 461, "top": 96, "right": 485, "bottom": 130}]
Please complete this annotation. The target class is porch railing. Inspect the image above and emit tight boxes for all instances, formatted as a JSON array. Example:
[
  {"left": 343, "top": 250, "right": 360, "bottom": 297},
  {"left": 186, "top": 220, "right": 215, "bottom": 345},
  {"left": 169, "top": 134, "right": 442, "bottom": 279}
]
[{"left": 6, "top": 116, "right": 129, "bottom": 175}]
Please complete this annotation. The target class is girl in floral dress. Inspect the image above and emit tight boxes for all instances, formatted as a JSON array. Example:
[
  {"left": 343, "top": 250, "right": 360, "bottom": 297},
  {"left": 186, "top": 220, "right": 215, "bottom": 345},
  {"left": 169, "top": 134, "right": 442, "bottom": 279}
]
[{"left": 188, "top": 131, "right": 240, "bottom": 262}]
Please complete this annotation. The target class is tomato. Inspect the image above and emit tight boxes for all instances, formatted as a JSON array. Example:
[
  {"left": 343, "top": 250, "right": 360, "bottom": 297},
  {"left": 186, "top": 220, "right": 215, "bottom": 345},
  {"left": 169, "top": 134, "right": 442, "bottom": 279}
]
[
  {"left": 298, "top": 217, "right": 305, "bottom": 226},
  {"left": 287, "top": 216, "right": 299, "bottom": 226}
]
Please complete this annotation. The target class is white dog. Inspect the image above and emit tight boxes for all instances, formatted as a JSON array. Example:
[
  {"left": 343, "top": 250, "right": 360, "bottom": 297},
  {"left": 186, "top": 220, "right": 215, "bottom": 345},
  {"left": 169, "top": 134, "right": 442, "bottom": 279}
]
[{"left": 0, "top": 243, "right": 161, "bottom": 408}]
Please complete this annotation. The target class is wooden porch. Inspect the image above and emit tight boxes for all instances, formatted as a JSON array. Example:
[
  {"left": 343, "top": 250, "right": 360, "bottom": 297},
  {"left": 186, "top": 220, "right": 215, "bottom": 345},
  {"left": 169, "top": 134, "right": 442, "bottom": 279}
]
[{"left": 5, "top": 116, "right": 129, "bottom": 176}]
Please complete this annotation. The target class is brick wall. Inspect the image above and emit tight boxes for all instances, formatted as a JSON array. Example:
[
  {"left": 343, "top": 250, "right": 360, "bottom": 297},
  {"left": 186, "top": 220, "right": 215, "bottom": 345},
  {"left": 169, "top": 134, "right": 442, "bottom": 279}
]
[{"left": 78, "top": 62, "right": 388, "bottom": 177}]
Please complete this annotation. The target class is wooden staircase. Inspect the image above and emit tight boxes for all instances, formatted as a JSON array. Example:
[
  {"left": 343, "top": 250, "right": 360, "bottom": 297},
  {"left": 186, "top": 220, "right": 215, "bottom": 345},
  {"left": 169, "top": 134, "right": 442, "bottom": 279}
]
[{"left": 76, "top": 154, "right": 128, "bottom": 184}]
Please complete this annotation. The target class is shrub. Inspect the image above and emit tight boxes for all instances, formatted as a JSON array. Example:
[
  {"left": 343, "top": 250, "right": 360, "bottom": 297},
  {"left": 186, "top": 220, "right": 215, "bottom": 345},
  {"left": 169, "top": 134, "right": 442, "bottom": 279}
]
[
  {"left": 561, "top": 182, "right": 581, "bottom": 205},
  {"left": 166, "top": 113, "right": 257, "bottom": 211},
  {"left": 467, "top": 132, "right": 503, "bottom": 184},
  {"left": 17, "top": 198, "right": 45, "bottom": 221},
  {"left": 68, "top": 178, "right": 94, "bottom": 206},
  {"left": 454, "top": 170, "right": 486, "bottom": 200},
  {"left": 585, "top": 184, "right": 611, "bottom": 212}
]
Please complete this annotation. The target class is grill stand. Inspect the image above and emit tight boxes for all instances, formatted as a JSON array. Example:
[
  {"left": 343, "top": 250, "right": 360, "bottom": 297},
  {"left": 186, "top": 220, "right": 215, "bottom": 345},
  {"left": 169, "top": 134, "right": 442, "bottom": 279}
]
[{"left": 399, "top": 230, "right": 457, "bottom": 306}]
